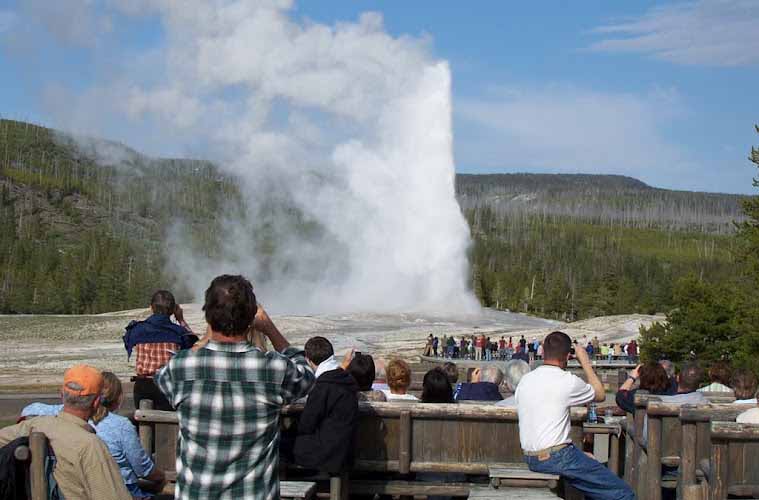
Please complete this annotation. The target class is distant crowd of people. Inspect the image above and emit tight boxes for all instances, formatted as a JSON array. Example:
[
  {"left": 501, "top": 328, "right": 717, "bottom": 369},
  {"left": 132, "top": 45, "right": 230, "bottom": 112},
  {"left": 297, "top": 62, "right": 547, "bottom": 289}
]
[
  {"left": 0, "top": 276, "right": 757, "bottom": 500},
  {"left": 424, "top": 333, "right": 639, "bottom": 363}
]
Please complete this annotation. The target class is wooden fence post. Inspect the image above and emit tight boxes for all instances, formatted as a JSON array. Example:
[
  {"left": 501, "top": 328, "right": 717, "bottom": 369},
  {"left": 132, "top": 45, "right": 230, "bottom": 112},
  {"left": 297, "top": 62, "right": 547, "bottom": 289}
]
[
  {"left": 29, "top": 432, "right": 48, "bottom": 500},
  {"left": 139, "top": 399, "right": 154, "bottom": 453},
  {"left": 647, "top": 414, "right": 662, "bottom": 500}
]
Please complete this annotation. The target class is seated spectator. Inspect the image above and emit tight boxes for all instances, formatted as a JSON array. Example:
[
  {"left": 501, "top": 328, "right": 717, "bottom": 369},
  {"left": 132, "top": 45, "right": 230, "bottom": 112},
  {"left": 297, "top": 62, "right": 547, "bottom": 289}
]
[
  {"left": 731, "top": 368, "right": 758, "bottom": 404},
  {"left": 1, "top": 365, "right": 131, "bottom": 500},
  {"left": 698, "top": 362, "right": 734, "bottom": 393},
  {"left": 517, "top": 331, "right": 633, "bottom": 500},
  {"left": 155, "top": 274, "right": 315, "bottom": 499},
  {"left": 293, "top": 337, "right": 359, "bottom": 475},
  {"left": 441, "top": 361, "right": 458, "bottom": 384},
  {"left": 454, "top": 366, "right": 503, "bottom": 402},
  {"left": 615, "top": 363, "right": 673, "bottom": 414},
  {"left": 496, "top": 360, "right": 530, "bottom": 407},
  {"left": 381, "top": 359, "right": 418, "bottom": 401},
  {"left": 21, "top": 371, "right": 166, "bottom": 498},
  {"left": 421, "top": 368, "right": 454, "bottom": 403},
  {"left": 659, "top": 363, "right": 708, "bottom": 405},
  {"left": 123, "top": 290, "right": 198, "bottom": 411},
  {"left": 347, "top": 353, "right": 387, "bottom": 401},
  {"left": 371, "top": 358, "right": 390, "bottom": 392},
  {"left": 737, "top": 405, "right": 759, "bottom": 423},
  {"left": 659, "top": 359, "right": 678, "bottom": 394}
]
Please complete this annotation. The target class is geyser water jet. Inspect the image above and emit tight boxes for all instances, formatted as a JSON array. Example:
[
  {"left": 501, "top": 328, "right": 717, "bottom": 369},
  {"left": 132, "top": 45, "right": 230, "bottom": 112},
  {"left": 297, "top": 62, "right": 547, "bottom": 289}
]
[{"left": 56, "top": 1, "right": 480, "bottom": 314}]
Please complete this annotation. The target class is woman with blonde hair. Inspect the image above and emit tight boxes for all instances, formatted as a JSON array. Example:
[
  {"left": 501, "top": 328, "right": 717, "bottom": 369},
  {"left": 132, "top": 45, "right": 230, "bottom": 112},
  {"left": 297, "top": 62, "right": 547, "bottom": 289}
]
[{"left": 381, "top": 359, "right": 418, "bottom": 401}]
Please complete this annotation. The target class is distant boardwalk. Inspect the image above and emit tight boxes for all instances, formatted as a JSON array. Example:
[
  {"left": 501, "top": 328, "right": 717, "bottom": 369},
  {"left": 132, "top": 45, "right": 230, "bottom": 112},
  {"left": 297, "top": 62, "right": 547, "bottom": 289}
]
[{"left": 419, "top": 355, "right": 637, "bottom": 370}]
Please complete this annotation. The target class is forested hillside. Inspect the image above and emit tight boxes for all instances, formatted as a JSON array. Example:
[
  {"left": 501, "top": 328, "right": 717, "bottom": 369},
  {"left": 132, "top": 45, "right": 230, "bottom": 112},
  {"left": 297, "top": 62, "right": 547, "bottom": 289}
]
[
  {"left": 461, "top": 174, "right": 745, "bottom": 320},
  {"left": 0, "top": 119, "right": 747, "bottom": 318},
  {"left": 0, "top": 119, "right": 239, "bottom": 313}
]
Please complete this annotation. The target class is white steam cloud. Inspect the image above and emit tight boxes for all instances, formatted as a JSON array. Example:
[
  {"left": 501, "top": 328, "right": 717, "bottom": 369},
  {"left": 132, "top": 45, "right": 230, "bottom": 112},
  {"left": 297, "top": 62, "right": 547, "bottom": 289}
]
[{"left": 73, "top": 1, "right": 477, "bottom": 313}]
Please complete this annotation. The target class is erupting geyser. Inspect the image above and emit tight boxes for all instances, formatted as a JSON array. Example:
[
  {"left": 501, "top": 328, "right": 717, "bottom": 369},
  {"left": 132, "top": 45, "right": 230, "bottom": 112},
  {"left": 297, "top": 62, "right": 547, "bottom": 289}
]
[{"left": 71, "top": 1, "right": 479, "bottom": 313}]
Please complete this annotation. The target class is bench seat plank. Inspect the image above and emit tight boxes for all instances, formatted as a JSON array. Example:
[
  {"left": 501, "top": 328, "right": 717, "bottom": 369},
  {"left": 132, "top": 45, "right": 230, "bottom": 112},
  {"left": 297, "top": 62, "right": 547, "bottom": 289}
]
[
  {"left": 280, "top": 481, "right": 316, "bottom": 499},
  {"left": 489, "top": 465, "right": 559, "bottom": 481},
  {"left": 469, "top": 486, "right": 559, "bottom": 499}
]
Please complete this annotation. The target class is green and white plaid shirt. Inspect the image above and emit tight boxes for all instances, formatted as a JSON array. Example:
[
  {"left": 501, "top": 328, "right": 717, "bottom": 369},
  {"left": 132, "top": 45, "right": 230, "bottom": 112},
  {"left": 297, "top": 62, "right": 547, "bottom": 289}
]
[{"left": 155, "top": 340, "right": 315, "bottom": 500}]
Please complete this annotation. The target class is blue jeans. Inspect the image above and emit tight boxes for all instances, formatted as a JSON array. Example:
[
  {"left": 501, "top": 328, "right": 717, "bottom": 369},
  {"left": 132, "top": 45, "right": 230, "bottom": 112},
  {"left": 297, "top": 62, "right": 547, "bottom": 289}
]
[{"left": 525, "top": 445, "right": 634, "bottom": 500}]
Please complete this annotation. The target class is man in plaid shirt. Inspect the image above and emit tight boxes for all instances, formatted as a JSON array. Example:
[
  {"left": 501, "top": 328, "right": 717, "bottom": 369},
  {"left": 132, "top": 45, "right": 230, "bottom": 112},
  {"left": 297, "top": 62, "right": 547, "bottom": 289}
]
[{"left": 155, "top": 275, "right": 315, "bottom": 500}]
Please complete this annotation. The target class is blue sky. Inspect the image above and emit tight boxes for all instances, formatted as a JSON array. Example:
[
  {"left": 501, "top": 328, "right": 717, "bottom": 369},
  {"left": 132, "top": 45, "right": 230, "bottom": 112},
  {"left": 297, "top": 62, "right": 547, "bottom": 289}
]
[{"left": 1, "top": 0, "right": 758, "bottom": 193}]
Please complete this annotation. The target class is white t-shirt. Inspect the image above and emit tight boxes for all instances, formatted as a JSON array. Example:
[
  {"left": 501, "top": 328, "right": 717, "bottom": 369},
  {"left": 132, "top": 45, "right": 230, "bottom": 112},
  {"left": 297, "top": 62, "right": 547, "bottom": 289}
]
[
  {"left": 737, "top": 408, "right": 759, "bottom": 424},
  {"left": 516, "top": 365, "right": 595, "bottom": 452},
  {"left": 381, "top": 390, "right": 419, "bottom": 401},
  {"left": 734, "top": 398, "right": 757, "bottom": 405}
]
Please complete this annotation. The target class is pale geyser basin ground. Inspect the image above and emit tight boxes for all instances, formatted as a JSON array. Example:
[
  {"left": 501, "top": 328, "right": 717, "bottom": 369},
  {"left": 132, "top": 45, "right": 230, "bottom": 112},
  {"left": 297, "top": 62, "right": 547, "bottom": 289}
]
[{"left": 0, "top": 305, "right": 662, "bottom": 391}]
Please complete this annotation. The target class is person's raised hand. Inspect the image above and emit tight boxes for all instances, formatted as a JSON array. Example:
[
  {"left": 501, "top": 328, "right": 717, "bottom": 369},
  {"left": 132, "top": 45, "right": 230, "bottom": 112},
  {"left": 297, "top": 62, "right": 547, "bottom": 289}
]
[
  {"left": 630, "top": 364, "right": 642, "bottom": 379},
  {"left": 254, "top": 304, "right": 271, "bottom": 332},
  {"left": 341, "top": 348, "right": 355, "bottom": 370},
  {"left": 574, "top": 345, "right": 591, "bottom": 364}
]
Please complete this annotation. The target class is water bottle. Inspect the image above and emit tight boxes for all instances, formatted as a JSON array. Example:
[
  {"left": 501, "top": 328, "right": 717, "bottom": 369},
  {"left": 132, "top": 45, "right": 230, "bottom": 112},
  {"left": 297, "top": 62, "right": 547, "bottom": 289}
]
[{"left": 588, "top": 403, "right": 598, "bottom": 424}]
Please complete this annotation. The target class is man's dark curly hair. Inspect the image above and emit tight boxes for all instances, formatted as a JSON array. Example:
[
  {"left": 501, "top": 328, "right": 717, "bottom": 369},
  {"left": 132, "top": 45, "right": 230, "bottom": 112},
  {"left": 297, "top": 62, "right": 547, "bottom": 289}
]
[{"left": 203, "top": 275, "right": 257, "bottom": 336}]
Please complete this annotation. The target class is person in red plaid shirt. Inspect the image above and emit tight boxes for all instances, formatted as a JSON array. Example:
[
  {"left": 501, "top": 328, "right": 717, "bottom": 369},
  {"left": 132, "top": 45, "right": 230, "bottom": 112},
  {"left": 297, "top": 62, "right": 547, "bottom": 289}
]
[{"left": 123, "top": 290, "right": 198, "bottom": 410}]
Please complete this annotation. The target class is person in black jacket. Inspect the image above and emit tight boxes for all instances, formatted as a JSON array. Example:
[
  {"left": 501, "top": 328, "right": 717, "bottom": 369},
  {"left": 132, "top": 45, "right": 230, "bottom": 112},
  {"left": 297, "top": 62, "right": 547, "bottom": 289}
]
[{"left": 293, "top": 337, "right": 359, "bottom": 475}]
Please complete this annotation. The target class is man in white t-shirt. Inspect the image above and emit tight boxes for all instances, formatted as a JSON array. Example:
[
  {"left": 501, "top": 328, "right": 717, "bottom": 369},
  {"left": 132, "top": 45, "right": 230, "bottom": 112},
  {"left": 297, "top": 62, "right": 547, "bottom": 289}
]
[{"left": 516, "top": 331, "right": 634, "bottom": 500}]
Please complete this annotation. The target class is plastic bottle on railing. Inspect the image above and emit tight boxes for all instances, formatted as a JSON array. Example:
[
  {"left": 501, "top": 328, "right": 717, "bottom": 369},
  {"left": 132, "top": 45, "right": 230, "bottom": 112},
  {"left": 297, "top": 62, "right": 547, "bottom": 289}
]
[{"left": 588, "top": 403, "right": 598, "bottom": 423}]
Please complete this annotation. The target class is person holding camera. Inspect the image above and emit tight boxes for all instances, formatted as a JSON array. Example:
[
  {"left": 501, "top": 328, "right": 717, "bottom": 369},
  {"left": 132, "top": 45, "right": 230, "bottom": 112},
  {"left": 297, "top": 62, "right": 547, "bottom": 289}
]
[{"left": 123, "top": 290, "right": 199, "bottom": 411}]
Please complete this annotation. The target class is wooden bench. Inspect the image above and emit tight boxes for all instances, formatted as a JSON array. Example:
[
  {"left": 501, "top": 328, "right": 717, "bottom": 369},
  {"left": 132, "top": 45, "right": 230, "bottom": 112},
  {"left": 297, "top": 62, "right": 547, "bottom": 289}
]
[
  {"left": 469, "top": 485, "right": 560, "bottom": 499},
  {"left": 627, "top": 393, "right": 739, "bottom": 500},
  {"left": 678, "top": 404, "right": 754, "bottom": 500},
  {"left": 136, "top": 400, "right": 590, "bottom": 498},
  {"left": 489, "top": 465, "right": 559, "bottom": 489},
  {"left": 707, "top": 421, "right": 759, "bottom": 500}
]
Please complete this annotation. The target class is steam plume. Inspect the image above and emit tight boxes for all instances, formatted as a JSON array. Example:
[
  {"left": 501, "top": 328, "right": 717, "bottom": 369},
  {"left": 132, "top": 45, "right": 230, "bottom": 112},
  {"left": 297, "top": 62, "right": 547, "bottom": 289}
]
[{"left": 59, "top": 1, "right": 479, "bottom": 313}]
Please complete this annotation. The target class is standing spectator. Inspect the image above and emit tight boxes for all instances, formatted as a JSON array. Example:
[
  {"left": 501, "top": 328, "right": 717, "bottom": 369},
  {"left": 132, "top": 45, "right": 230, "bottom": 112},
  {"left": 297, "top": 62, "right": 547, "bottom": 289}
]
[
  {"left": 585, "top": 342, "right": 594, "bottom": 358},
  {"left": 519, "top": 335, "right": 527, "bottom": 354},
  {"left": 382, "top": 359, "right": 419, "bottom": 401},
  {"left": 423, "top": 335, "right": 433, "bottom": 356},
  {"left": 432, "top": 337, "right": 439, "bottom": 357},
  {"left": 421, "top": 368, "right": 454, "bottom": 403},
  {"left": 1, "top": 366, "right": 132, "bottom": 500},
  {"left": 536, "top": 342, "right": 544, "bottom": 361},
  {"left": 698, "top": 362, "right": 734, "bottom": 393},
  {"left": 615, "top": 363, "right": 673, "bottom": 414},
  {"left": 347, "top": 353, "right": 387, "bottom": 402},
  {"left": 454, "top": 366, "right": 504, "bottom": 402},
  {"left": 614, "top": 343, "right": 623, "bottom": 358},
  {"left": 496, "top": 360, "right": 531, "bottom": 408},
  {"left": 155, "top": 275, "right": 315, "bottom": 500},
  {"left": 517, "top": 332, "right": 633, "bottom": 500},
  {"left": 591, "top": 336, "right": 600, "bottom": 359},
  {"left": 441, "top": 335, "right": 448, "bottom": 358},
  {"left": 498, "top": 337, "right": 507, "bottom": 360},
  {"left": 446, "top": 336, "right": 455, "bottom": 358},
  {"left": 627, "top": 340, "right": 638, "bottom": 363},
  {"left": 486, "top": 337, "right": 494, "bottom": 361},
  {"left": 293, "top": 337, "right": 359, "bottom": 475},
  {"left": 527, "top": 338, "right": 535, "bottom": 362},
  {"left": 123, "top": 290, "right": 198, "bottom": 411},
  {"left": 730, "top": 369, "right": 757, "bottom": 404}
]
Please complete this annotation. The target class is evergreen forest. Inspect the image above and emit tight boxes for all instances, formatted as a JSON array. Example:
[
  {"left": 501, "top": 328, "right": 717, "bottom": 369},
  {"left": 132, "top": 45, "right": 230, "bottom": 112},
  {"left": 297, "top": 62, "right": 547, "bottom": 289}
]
[{"left": 0, "top": 119, "right": 753, "bottom": 331}]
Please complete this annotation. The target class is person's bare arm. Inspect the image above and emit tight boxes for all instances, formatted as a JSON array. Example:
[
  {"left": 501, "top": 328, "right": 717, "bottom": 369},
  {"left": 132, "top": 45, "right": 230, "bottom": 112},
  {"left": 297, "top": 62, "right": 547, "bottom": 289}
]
[
  {"left": 173, "top": 304, "right": 193, "bottom": 334},
  {"left": 254, "top": 305, "right": 290, "bottom": 352},
  {"left": 575, "top": 347, "right": 606, "bottom": 402},
  {"left": 191, "top": 325, "right": 211, "bottom": 351},
  {"left": 618, "top": 364, "right": 642, "bottom": 392}
]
